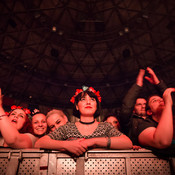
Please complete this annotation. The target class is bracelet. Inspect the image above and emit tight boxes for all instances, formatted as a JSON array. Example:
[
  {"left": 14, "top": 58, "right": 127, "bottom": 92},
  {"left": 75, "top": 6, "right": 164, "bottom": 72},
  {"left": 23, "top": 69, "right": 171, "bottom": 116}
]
[
  {"left": 106, "top": 137, "right": 111, "bottom": 149},
  {"left": 0, "top": 114, "right": 7, "bottom": 120}
]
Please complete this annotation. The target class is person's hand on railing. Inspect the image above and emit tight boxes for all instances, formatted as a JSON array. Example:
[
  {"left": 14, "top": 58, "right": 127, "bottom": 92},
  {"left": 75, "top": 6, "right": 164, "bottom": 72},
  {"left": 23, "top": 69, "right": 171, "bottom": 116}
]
[{"left": 132, "top": 145, "right": 142, "bottom": 150}]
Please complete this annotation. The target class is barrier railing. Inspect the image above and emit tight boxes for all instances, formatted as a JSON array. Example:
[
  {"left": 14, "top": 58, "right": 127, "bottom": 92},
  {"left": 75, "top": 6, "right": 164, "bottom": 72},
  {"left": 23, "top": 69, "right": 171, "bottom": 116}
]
[{"left": 0, "top": 148, "right": 174, "bottom": 175}]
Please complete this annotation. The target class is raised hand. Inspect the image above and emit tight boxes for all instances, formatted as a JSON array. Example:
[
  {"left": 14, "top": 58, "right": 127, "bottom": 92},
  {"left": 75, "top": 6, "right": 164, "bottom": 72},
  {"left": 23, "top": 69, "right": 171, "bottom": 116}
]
[
  {"left": 145, "top": 67, "right": 160, "bottom": 85},
  {"left": 136, "top": 69, "right": 145, "bottom": 87},
  {"left": 163, "top": 88, "right": 175, "bottom": 106}
]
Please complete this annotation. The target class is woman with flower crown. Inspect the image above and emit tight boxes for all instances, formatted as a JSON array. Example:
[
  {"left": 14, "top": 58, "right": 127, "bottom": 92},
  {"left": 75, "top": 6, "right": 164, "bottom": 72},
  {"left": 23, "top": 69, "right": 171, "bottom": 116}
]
[
  {"left": 35, "top": 86, "right": 133, "bottom": 156},
  {"left": 0, "top": 88, "right": 47, "bottom": 148}
]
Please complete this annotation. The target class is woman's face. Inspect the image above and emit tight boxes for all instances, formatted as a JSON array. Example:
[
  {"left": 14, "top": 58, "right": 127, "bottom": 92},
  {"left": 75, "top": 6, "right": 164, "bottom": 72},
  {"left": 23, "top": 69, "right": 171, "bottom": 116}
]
[
  {"left": 106, "top": 116, "right": 120, "bottom": 130},
  {"left": 9, "top": 109, "right": 26, "bottom": 130},
  {"left": 47, "top": 113, "right": 67, "bottom": 132},
  {"left": 76, "top": 94, "right": 97, "bottom": 117},
  {"left": 32, "top": 114, "right": 47, "bottom": 136}
]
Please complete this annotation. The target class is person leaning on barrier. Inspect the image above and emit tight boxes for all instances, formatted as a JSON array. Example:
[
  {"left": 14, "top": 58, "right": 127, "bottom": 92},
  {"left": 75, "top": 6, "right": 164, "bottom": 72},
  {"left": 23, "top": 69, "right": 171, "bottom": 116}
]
[
  {"left": 35, "top": 86, "right": 133, "bottom": 156},
  {"left": 32, "top": 109, "right": 48, "bottom": 138},
  {"left": 46, "top": 109, "right": 68, "bottom": 132},
  {"left": 119, "top": 67, "right": 167, "bottom": 146},
  {"left": 0, "top": 89, "right": 48, "bottom": 148}
]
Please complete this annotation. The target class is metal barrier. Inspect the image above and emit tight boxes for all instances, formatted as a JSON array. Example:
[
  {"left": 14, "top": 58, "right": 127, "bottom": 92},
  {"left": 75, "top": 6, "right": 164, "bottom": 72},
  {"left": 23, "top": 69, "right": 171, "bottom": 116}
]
[{"left": 0, "top": 148, "right": 174, "bottom": 175}]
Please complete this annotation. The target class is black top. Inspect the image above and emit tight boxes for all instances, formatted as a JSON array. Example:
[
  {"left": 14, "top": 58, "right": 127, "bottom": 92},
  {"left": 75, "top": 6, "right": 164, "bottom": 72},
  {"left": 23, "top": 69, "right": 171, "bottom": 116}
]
[{"left": 118, "top": 80, "right": 167, "bottom": 145}]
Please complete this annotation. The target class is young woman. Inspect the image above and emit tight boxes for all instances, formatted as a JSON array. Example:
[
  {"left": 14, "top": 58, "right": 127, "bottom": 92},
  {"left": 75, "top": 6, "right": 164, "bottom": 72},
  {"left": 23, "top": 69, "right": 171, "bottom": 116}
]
[
  {"left": 0, "top": 89, "right": 47, "bottom": 148},
  {"left": 32, "top": 110, "right": 48, "bottom": 138},
  {"left": 103, "top": 114, "right": 120, "bottom": 130},
  {"left": 35, "top": 86, "right": 133, "bottom": 156},
  {"left": 46, "top": 109, "right": 68, "bottom": 132}
]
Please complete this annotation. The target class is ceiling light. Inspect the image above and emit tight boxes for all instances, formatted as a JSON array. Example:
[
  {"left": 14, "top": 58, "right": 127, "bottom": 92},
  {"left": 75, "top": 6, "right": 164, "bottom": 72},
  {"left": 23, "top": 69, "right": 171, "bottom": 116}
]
[
  {"left": 58, "top": 30, "right": 63, "bottom": 35},
  {"left": 124, "top": 27, "right": 129, "bottom": 33},
  {"left": 52, "top": 26, "right": 57, "bottom": 32},
  {"left": 119, "top": 31, "right": 124, "bottom": 36}
]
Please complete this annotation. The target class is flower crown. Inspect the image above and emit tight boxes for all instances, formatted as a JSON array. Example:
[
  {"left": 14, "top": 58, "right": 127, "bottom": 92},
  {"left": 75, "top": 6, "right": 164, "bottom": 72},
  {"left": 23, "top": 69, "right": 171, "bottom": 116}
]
[
  {"left": 70, "top": 86, "right": 101, "bottom": 104},
  {"left": 11, "top": 105, "right": 31, "bottom": 115},
  {"left": 32, "top": 108, "right": 40, "bottom": 115}
]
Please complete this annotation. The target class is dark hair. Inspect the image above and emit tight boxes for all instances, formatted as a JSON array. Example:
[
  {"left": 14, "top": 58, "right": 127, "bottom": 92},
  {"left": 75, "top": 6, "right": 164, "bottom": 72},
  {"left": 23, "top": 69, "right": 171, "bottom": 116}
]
[
  {"left": 146, "top": 94, "right": 160, "bottom": 111},
  {"left": 103, "top": 113, "right": 118, "bottom": 122},
  {"left": 73, "top": 90, "right": 101, "bottom": 118},
  {"left": 31, "top": 109, "right": 41, "bottom": 117}
]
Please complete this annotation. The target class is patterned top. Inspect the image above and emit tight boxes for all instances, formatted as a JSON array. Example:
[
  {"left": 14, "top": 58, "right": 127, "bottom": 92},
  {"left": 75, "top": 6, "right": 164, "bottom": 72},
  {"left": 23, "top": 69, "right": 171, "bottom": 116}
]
[{"left": 48, "top": 122, "right": 123, "bottom": 140}]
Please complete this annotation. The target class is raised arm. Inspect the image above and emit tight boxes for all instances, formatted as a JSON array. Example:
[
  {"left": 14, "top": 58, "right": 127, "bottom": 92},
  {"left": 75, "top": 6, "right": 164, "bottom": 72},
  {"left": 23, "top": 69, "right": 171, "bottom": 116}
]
[
  {"left": 138, "top": 88, "right": 175, "bottom": 148},
  {"left": 119, "top": 69, "right": 145, "bottom": 133},
  {"left": 145, "top": 67, "right": 167, "bottom": 94},
  {"left": 0, "top": 89, "right": 32, "bottom": 148}
]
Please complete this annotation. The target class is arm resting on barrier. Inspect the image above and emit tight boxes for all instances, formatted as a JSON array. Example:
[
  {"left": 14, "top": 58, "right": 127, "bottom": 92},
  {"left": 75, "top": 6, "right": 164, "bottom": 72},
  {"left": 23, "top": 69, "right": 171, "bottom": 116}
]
[
  {"left": 35, "top": 134, "right": 133, "bottom": 156},
  {"left": 80, "top": 135, "right": 133, "bottom": 150},
  {"left": 35, "top": 135, "right": 88, "bottom": 156}
]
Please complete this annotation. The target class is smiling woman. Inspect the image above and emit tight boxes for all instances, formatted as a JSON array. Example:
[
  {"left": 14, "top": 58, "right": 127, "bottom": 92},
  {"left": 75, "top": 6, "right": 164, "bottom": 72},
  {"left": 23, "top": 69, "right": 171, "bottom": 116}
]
[
  {"left": 0, "top": 88, "right": 46, "bottom": 148},
  {"left": 35, "top": 86, "right": 133, "bottom": 156},
  {"left": 32, "top": 113, "right": 48, "bottom": 137},
  {"left": 46, "top": 109, "right": 68, "bottom": 132}
]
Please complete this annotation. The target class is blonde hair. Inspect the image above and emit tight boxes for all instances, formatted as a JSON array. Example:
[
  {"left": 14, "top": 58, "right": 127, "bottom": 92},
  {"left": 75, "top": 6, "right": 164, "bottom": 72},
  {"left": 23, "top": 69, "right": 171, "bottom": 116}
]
[{"left": 46, "top": 109, "right": 66, "bottom": 119}]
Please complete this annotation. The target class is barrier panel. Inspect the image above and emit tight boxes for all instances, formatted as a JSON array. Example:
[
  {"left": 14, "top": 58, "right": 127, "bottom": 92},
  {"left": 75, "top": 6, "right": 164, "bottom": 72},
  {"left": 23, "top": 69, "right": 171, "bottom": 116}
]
[{"left": 0, "top": 148, "right": 174, "bottom": 175}]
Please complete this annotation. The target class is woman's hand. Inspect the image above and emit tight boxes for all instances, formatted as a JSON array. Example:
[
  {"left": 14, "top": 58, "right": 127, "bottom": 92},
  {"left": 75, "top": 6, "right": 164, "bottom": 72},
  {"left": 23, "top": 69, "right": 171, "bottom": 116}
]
[
  {"left": 79, "top": 138, "right": 96, "bottom": 148},
  {"left": 64, "top": 139, "right": 88, "bottom": 156},
  {"left": 132, "top": 145, "right": 142, "bottom": 150}
]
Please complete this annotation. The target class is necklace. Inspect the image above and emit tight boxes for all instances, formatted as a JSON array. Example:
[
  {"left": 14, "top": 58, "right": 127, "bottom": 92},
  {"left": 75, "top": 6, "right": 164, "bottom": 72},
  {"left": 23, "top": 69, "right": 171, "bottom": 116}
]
[{"left": 79, "top": 119, "right": 95, "bottom": 125}]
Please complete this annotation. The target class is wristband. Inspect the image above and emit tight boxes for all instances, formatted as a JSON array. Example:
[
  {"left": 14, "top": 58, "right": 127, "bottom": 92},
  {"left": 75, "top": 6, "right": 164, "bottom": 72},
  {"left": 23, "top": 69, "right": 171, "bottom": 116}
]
[{"left": 106, "top": 137, "right": 111, "bottom": 149}]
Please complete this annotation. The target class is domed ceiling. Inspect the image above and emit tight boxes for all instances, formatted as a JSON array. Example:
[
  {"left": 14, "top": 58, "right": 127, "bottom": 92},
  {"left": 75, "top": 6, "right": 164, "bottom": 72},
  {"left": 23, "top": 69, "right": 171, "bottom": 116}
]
[{"left": 0, "top": 0, "right": 175, "bottom": 110}]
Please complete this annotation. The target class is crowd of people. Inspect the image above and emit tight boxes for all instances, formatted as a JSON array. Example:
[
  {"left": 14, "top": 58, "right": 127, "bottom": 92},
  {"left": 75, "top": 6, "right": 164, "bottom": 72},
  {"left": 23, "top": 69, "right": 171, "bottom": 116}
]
[{"left": 0, "top": 67, "right": 175, "bottom": 157}]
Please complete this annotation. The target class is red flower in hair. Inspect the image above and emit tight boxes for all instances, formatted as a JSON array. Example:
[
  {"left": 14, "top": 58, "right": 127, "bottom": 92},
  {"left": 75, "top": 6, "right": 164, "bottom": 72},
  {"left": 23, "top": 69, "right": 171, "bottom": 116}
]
[
  {"left": 23, "top": 108, "right": 31, "bottom": 115},
  {"left": 70, "top": 86, "right": 101, "bottom": 103},
  {"left": 5, "top": 112, "right": 9, "bottom": 116},
  {"left": 11, "top": 105, "right": 17, "bottom": 110},
  {"left": 11, "top": 105, "right": 31, "bottom": 115}
]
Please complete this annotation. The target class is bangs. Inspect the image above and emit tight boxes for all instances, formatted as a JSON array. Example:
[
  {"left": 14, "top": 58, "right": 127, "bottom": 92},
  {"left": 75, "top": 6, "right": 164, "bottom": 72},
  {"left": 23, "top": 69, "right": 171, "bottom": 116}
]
[
  {"left": 73, "top": 90, "right": 101, "bottom": 118},
  {"left": 76, "top": 91, "right": 98, "bottom": 103}
]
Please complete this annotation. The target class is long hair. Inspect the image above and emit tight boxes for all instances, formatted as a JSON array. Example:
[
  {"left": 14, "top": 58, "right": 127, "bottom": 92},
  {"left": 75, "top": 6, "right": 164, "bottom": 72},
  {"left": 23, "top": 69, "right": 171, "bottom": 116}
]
[{"left": 9, "top": 109, "right": 33, "bottom": 134}]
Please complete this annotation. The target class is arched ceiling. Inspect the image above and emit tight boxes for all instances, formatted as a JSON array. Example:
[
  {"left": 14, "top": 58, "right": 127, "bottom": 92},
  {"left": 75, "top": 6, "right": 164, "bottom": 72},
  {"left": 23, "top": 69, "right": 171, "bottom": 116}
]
[{"left": 0, "top": 0, "right": 175, "bottom": 109}]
